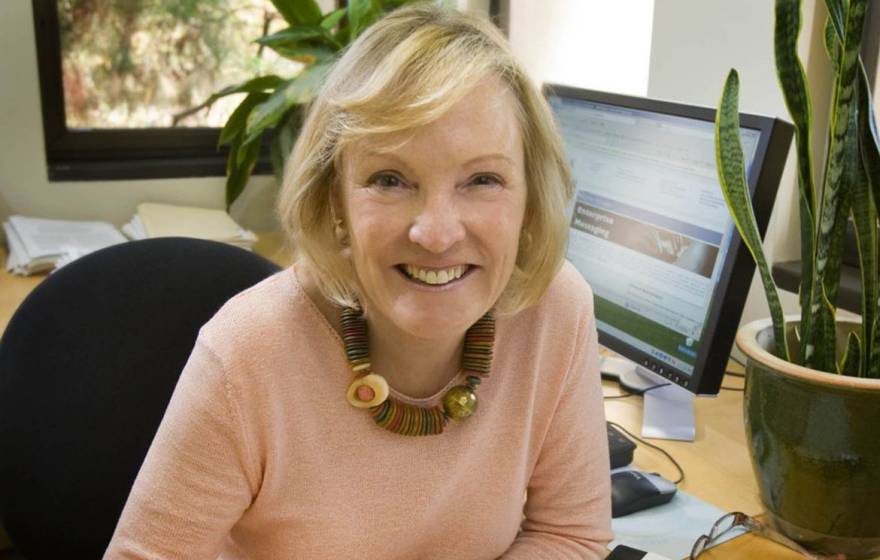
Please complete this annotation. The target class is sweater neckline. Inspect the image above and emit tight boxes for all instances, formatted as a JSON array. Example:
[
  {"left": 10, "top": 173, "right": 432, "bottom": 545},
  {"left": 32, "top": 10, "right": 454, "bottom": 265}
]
[{"left": 289, "top": 265, "right": 466, "bottom": 407}]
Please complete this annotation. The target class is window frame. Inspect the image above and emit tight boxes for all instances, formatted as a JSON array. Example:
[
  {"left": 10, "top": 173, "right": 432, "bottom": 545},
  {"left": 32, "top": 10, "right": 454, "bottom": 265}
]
[
  {"left": 32, "top": 0, "right": 299, "bottom": 181},
  {"left": 31, "top": 0, "right": 503, "bottom": 182}
]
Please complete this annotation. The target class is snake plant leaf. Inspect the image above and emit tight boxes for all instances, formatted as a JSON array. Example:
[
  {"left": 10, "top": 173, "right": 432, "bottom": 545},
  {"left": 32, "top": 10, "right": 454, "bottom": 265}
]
[
  {"left": 871, "top": 316, "right": 880, "bottom": 378},
  {"left": 270, "top": 0, "right": 323, "bottom": 27},
  {"left": 186, "top": 75, "right": 284, "bottom": 116},
  {"left": 218, "top": 92, "right": 271, "bottom": 148},
  {"left": 859, "top": 71, "right": 880, "bottom": 377},
  {"left": 859, "top": 69, "right": 880, "bottom": 219},
  {"left": 851, "top": 185, "right": 876, "bottom": 378},
  {"left": 321, "top": 8, "right": 347, "bottom": 31},
  {"left": 775, "top": 0, "right": 817, "bottom": 214},
  {"left": 823, "top": 0, "right": 846, "bottom": 39},
  {"left": 812, "top": 289, "right": 838, "bottom": 372},
  {"left": 822, "top": 99, "right": 855, "bottom": 310},
  {"left": 849, "top": 76, "right": 877, "bottom": 377},
  {"left": 824, "top": 16, "right": 841, "bottom": 71},
  {"left": 255, "top": 26, "right": 326, "bottom": 48},
  {"left": 716, "top": 70, "right": 790, "bottom": 360},
  {"left": 774, "top": 0, "right": 817, "bottom": 366},
  {"left": 808, "top": 0, "right": 867, "bottom": 368},
  {"left": 226, "top": 131, "right": 263, "bottom": 210},
  {"left": 810, "top": 107, "right": 854, "bottom": 374},
  {"left": 243, "top": 61, "right": 332, "bottom": 146},
  {"left": 820, "top": 7, "right": 880, "bottom": 367},
  {"left": 840, "top": 330, "right": 862, "bottom": 375}
]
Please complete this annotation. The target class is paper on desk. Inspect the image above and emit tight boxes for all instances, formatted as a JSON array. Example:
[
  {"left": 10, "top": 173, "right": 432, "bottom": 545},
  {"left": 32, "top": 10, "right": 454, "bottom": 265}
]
[
  {"left": 136, "top": 202, "right": 256, "bottom": 245},
  {"left": 9, "top": 215, "right": 125, "bottom": 257},
  {"left": 610, "top": 467, "right": 746, "bottom": 559},
  {"left": 4, "top": 216, "right": 126, "bottom": 275},
  {"left": 121, "top": 214, "right": 147, "bottom": 240}
]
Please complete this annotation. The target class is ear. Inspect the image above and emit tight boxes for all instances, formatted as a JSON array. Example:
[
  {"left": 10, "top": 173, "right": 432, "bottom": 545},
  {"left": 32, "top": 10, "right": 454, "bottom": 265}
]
[{"left": 329, "top": 160, "right": 346, "bottom": 222}]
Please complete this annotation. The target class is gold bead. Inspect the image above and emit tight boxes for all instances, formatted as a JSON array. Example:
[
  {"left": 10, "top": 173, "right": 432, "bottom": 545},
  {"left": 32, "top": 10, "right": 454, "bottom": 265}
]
[{"left": 443, "top": 385, "right": 477, "bottom": 420}]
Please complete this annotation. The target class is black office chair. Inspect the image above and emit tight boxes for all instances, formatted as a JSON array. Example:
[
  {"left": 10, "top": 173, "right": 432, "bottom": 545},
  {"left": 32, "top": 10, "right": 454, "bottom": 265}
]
[{"left": 0, "top": 237, "right": 281, "bottom": 559}]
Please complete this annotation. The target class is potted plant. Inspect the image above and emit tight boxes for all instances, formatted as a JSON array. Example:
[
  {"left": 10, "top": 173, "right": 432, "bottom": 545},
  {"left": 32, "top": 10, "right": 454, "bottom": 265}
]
[
  {"left": 715, "top": 0, "right": 880, "bottom": 557},
  {"left": 187, "top": 0, "right": 413, "bottom": 208}
]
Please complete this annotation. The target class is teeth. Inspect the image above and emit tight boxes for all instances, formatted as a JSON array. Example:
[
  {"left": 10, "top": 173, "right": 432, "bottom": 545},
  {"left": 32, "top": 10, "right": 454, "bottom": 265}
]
[{"left": 404, "top": 265, "right": 467, "bottom": 285}]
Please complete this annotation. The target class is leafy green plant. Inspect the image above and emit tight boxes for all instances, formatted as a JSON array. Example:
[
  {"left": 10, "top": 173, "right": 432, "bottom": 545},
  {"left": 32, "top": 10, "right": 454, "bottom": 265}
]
[
  {"left": 190, "top": 0, "right": 415, "bottom": 208},
  {"left": 715, "top": 0, "right": 880, "bottom": 377}
]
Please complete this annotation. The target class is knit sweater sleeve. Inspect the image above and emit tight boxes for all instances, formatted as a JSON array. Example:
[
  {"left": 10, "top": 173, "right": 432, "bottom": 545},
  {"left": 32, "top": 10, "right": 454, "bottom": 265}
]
[
  {"left": 500, "top": 298, "right": 613, "bottom": 559},
  {"left": 104, "top": 338, "right": 258, "bottom": 559}
]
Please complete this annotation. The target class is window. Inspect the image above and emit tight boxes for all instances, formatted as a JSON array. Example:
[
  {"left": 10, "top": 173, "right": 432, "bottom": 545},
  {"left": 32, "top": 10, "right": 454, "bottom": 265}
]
[
  {"left": 33, "top": 0, "right": 335, "bottom": 181},
  {"left": 35, "top": 0, "right": 504, "bottom": 182}
]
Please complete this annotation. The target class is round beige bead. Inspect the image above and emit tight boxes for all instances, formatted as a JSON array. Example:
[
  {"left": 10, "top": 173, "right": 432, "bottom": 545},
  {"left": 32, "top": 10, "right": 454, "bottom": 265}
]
[{"left": 346, "top": 373, "right": 389, "bottom": 408}]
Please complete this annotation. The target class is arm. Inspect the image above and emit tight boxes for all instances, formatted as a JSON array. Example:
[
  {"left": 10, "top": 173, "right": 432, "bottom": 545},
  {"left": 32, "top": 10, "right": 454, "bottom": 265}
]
[
  {"left": 501, "top": 312, "right": 613, "bottom": 559},
  {"left": 104, "top": 339, "right": 259, "bottom": 559}
]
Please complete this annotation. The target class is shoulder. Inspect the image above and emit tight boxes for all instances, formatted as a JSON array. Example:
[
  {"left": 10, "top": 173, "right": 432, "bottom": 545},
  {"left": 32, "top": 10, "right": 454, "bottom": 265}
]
[
  {"left": 499, "top": 260, "right": 595, "bottom": 358},
  {"left": 195, "top": 266, "right": 328, "bottom": 367},
  {"left": 546, "top": 259, "right": 594, "bottom": 308},
  {"left": 526, "top": 259, "right": 595, "bottom": 327}
]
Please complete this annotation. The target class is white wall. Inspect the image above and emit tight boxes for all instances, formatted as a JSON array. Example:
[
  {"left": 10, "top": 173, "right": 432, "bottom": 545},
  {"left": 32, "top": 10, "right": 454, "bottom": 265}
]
[
  {"left": 507, "top": 0, "right": 654, "bottom": 95},
  {"left": 648, "top": 0, "right": 833, "bottom": 328}
]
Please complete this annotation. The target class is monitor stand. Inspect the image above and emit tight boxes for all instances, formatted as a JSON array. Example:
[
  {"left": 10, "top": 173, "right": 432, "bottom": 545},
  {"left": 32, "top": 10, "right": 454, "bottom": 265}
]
[{"left": 601, "top": 356, "right": 696, "bottom": 442}]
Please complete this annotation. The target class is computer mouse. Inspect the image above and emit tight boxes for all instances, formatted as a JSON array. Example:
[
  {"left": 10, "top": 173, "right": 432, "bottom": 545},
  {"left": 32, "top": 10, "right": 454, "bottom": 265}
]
[{"left": 611, "top": 470, "right": 677, "bottom": 517}]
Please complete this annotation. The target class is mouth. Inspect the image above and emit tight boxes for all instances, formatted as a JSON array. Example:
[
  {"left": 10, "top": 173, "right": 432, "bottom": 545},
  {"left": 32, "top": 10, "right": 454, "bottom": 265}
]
[{"left": 396, "top": 264, "right": 475, "bottom": 287}]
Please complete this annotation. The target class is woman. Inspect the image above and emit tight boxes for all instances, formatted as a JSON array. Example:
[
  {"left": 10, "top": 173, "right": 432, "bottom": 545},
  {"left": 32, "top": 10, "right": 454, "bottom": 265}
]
[{"left": 106, "top": 4, "right": 611, "bottom": 558}]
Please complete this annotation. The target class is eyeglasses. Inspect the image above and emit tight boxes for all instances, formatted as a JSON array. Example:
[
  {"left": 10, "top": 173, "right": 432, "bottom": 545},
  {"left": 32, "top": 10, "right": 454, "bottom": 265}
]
[
  {"left": 690, "top": 511, "right": 838, "bottom": 559},
  {"left": 690, "top": 511, "right": 752, "bottom": 559}
]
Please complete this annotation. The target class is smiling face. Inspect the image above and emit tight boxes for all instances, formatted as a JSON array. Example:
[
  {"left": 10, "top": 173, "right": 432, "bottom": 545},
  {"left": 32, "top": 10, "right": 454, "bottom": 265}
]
[{"left": 338, "top": 79, "right": 527, "bottom": 341}]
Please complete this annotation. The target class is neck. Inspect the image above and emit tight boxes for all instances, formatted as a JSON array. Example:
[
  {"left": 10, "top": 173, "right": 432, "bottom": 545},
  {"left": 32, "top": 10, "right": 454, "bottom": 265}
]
[
  {"left": 366, "top": 310, "right": 465, "bottom": 399},
  {"left": 295, "top": 266, "right": 466, "bottom": 398}
]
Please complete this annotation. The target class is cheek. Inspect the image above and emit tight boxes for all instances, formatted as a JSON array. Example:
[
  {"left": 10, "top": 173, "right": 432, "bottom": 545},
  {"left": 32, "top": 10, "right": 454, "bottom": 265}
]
[
  {"left": 478, "top": 202, "right": 526, "bottom": 262},
  {"left": 347, "top": 208, "right": 405, "bottom": 262}
]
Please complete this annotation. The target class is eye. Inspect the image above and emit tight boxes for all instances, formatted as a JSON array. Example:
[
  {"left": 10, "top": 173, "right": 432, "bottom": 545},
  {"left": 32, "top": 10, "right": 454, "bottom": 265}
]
[
  {"left": 470, "top": 174, "right": 503, "bottom": 187},
  {"left": 367, "top": 172, "right": 407, "bottom": 190}
]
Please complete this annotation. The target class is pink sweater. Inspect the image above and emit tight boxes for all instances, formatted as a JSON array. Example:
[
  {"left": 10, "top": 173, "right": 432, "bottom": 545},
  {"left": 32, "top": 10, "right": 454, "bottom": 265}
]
[{"left": 105, "top": 261, "right": 612, "bottom": 559}]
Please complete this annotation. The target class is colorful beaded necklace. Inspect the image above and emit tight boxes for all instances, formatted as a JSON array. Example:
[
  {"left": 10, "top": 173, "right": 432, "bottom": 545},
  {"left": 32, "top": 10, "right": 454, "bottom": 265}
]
[{"left": 341, "top": 306, "right": 495, "bottom": 436}]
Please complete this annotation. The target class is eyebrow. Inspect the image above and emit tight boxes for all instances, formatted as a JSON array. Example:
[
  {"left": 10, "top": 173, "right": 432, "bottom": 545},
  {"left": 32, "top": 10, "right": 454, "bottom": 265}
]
[
  {"left": 361, "top": 151, "right": 515, "bottom": 168},
  {"left": 463, "top": 153, "right": 515, "bottom": 166}
]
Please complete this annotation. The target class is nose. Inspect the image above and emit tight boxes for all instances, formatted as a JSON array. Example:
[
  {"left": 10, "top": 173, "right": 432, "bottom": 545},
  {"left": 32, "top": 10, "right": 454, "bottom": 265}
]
[{"left": 408, "top": 192, "right": 466, "bottom": 254}]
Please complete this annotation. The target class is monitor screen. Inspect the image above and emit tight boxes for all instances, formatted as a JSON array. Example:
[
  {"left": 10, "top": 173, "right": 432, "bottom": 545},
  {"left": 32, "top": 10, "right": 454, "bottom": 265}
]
[{"left": 547, "top": 85, "right": 791, "bottom": 395}]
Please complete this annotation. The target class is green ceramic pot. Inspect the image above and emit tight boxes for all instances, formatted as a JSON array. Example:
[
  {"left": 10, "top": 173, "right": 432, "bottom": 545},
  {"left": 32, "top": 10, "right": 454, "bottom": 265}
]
[{"left": 737, "top": 318, "right": 880, "bottom": 559}]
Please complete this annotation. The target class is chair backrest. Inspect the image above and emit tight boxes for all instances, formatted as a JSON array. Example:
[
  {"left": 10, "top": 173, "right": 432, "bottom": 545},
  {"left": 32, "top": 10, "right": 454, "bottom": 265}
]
[{"left": 0, "top": 237, "right": 281, "bottom": 559}]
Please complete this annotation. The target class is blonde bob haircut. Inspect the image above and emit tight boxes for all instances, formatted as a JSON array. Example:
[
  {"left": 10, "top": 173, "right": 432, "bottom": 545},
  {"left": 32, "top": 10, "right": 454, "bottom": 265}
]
[{"left": 277, "top": 2, "right": 573, "bottom": 315}]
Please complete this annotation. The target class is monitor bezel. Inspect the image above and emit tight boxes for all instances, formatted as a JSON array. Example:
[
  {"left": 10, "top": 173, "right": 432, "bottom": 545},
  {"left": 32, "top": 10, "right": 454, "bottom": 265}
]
[{"left": 545, "top": 83, "right": 794, "bottom": 396}]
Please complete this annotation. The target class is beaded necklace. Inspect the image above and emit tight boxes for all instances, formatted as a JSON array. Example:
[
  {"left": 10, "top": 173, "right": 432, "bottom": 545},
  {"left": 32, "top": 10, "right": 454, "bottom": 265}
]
[{"left": 341, "top": 306, "right": 495, "bottom": 436}]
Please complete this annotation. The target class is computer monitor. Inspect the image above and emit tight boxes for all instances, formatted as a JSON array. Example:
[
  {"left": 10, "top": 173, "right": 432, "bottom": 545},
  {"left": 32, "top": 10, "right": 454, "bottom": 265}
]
[{"left": 546, "top": 84, "right": 793, "bottom": 440}]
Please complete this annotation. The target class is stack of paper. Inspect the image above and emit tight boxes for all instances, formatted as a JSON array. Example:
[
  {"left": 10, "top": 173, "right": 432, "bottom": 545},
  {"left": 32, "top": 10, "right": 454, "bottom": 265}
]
[
  {"left": 3, "top": 215, "right": 128, "bottom": 276},
  {"left": 122, "top": 203, "right": 257, "bottom": 250}
]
